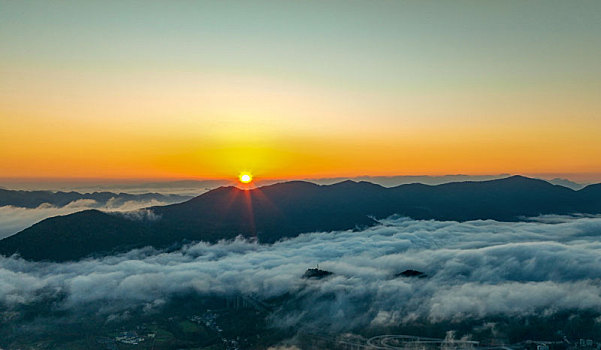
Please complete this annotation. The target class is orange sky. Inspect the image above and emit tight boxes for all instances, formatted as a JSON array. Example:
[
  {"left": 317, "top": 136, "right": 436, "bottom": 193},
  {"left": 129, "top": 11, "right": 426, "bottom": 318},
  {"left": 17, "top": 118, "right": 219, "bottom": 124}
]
[{"left": 1, "top": 1, "right": 600, "bottom": 182}]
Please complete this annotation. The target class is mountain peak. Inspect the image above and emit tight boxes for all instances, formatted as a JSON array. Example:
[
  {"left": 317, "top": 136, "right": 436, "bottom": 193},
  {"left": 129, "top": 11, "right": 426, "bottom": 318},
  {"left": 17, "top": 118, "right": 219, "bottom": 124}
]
[
  {"left": 495, "top": 175, "right": 553, "bottom": 186},
  {"left": 2, "top": 176, "right": 600, "bottom": 262},
  {"left": 328, "top": 179, "right": 360, "bottom": 188}
]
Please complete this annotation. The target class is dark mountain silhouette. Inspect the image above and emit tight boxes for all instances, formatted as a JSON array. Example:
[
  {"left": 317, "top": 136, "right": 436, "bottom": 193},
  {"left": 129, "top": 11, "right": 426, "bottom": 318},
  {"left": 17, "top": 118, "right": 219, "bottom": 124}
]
[
  {"left": 396, "top": 270, "right": 427, "bottom": 278},
  {"left": 2, "top": 175, "right": 601, "bottom": 262},
  {"left": 0, "top": 210, "right": 153, "bottom": 261},
  {"left": 0, "top": 189, "right": 191, "bottom": 208},
  {"left": 303, "top": 267, "right": 333, "bottom": 279}
]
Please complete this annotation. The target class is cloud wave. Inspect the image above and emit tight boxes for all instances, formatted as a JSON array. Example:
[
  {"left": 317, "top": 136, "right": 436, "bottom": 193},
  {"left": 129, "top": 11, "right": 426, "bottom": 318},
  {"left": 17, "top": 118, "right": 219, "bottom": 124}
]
[
  {"left": 0, "top": 199, "right": 172, "bottom": 238},
  {"left": 1, "top": 215, "right": 601, "bottom": 332}
]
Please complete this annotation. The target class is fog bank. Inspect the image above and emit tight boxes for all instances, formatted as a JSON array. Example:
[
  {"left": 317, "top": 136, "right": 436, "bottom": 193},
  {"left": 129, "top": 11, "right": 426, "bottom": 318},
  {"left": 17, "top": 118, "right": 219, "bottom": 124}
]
[{"left": 1, "top": 215, "right": 601, "bottom": 331}]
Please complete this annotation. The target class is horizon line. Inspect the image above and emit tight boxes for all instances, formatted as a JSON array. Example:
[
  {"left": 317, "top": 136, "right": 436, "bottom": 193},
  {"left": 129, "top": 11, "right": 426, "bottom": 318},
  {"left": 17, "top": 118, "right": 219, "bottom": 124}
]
[{"left": 2, "top": 172, "right": 601, "bottom": 184}]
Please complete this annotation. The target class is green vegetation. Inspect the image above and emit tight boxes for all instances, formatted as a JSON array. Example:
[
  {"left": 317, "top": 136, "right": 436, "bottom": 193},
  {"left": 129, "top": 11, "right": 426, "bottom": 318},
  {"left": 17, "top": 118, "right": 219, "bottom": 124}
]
[{"left": 2, "top": 293, "right": 601, "bottom": 349}]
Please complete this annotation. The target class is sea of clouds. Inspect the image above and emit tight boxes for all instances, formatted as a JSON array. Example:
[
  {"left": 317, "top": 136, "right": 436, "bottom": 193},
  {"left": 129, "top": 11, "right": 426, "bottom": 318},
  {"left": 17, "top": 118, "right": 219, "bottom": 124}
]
[
  {"left": 0, "top": 199, "right": 174, "bottom": 239},
  {"left": 1, "top": 215, "right": 601, "bottom": 331}
]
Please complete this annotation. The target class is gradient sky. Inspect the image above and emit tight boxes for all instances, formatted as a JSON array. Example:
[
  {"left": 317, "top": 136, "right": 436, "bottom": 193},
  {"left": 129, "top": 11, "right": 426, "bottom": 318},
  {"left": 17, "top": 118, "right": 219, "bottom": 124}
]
[{"left": 1, "top": 1, "right": 600, "bottom": 181}]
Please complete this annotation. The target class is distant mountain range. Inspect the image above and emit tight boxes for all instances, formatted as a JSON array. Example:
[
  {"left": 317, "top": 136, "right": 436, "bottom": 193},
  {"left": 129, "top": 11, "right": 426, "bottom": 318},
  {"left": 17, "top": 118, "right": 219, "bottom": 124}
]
[
  {"left": 0, "top": 189, "right": 192, "bottom": 208},
  {"left": 1, "top": 175, "right": 588, "bottom": 195},
  {"left": 1, "top": 175, "right": 600, "bottom": 262},
  {"left": 311, "top": 175, "right": 587, "bottom": 190}
]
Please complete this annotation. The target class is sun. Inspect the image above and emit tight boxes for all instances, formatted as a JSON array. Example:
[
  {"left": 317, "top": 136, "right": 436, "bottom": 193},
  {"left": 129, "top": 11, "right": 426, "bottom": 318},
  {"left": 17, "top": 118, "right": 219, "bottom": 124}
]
[{"left": 239, "top": 172, "right": 253, "bottom": 184}]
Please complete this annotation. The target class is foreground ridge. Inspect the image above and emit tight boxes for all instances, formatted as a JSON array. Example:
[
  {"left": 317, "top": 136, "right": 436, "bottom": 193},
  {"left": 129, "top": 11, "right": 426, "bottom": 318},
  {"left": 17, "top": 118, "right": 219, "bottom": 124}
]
[{"left": 1, "top": 176, "right": 600, "bottom": 262}]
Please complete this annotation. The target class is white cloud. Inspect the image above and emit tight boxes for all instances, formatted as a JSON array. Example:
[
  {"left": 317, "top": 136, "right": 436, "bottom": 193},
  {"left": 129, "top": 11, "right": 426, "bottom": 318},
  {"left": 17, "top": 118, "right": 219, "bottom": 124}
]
[
  {"left": 0, "top": 199, "right": 170, "bottom": 238},
  {"left": 1, "top": 215, "right": 601, "bottom": 331}
]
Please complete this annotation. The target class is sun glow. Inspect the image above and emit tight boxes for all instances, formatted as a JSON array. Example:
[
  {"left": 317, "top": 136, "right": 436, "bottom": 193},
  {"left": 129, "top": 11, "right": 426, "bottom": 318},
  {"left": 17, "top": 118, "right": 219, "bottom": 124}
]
[{"left": 239, "top": 173, "right": 253, "bottom": 184}]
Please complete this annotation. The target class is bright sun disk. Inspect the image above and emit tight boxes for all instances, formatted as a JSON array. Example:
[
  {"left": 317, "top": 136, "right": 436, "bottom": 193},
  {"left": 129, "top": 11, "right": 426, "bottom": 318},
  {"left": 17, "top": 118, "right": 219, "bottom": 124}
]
[{"left": 239, "top": 173, "right": 252, "bottom": 183}]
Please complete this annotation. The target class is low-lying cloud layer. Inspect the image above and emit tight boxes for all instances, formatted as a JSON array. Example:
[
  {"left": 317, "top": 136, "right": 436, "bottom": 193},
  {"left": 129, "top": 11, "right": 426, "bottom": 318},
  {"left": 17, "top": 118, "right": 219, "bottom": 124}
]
[
  {"left": 1, "top": 215, "right": 601, "bottom": 331},
  {"left": 0, "top": 199, "right": 172, "bottom": 238}
]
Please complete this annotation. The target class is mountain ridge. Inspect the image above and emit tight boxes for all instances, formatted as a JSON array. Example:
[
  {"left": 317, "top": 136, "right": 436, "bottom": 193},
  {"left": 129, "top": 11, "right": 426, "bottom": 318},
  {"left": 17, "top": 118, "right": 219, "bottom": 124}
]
[
  {"left": 2, "top": 176, "right": 601, "bottom": 262},
  {"left": 0, "top": 188, "right": 192, "bottom": 208}
]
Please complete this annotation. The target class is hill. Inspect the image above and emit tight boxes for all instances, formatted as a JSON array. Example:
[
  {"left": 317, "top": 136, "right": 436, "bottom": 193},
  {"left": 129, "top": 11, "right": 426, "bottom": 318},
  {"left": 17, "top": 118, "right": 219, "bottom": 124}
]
[
  {"left": 1, "top": 176, "right": 600, "bottom": 262},
  {"left": 0, "top": 188, "right": 192, "bottom": 208}
]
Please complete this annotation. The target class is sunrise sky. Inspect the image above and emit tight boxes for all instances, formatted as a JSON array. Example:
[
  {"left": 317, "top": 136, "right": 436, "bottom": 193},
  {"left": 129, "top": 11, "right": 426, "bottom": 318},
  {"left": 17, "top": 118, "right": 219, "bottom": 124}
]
[{"left": 1, "top": 1, "right": 600, "bottom": 182}]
